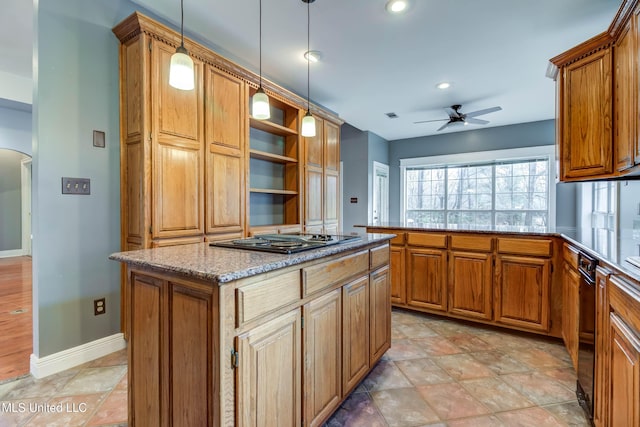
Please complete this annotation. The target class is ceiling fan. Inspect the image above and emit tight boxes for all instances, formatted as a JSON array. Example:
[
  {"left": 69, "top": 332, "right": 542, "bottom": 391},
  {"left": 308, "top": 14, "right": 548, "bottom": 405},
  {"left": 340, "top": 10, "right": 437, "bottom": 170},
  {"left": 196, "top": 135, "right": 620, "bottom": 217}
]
[{"left": 414, "top": 104, "right": 502, "bottom": 131}]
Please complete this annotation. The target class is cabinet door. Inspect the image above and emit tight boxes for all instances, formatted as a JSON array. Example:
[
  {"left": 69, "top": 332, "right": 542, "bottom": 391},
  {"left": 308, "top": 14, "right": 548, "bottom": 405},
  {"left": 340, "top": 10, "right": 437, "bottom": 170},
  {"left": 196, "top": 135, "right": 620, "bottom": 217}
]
[
  {"left": 305, "top": 167, "right": 323, "bottom": 229},
  {"left": 561, "top": 48, "right": 612, "bottom": 179},
  {"left": 324, "top": 171, "right": 339, "bottom": 229},
  {"left": 303, "top": 290, "right": 341, "bottom": 427},
  {"left": 608, "top": 313, "right": 640, "bottom": 427},
  {"left": 305, "top": 119, "right": 323, "bottom": 168},
  {"left": 407, "top": 248, "right": 447, "bottom": 312},
  {"left": 236, "top": 310, "right": 301, "bottom": 427},
  {"left": 370, "top": 266, "right": 391, "bottom": 365},
  {"left": 448, "top": 251, "right": 493, "bottom": 320},
  {"left": 342, "top": 276, "right": 369, "bottom": 395},
  {"left": 151, "top": 40, "right": 205, "bottom": 240},
  {"left": 562, "top": 263, "right": 580, "bottom": 371},
  {"left": 324, "top": 120, "right": 340, "bottom": 172},
  {"left": 390, "top": 246, "right": 406, "bottom": 304},
  {"left": 495, "top": 255, "right": 551, "bottom": 332},
  {"left": 614, "top": 18, "right": 638, "bottom": 171},
  {"left": 205, "top": 67, "right": 246, "bottom": 236},
  {"left": 594, "top": 269, "right": 610, "bottom": 427}
]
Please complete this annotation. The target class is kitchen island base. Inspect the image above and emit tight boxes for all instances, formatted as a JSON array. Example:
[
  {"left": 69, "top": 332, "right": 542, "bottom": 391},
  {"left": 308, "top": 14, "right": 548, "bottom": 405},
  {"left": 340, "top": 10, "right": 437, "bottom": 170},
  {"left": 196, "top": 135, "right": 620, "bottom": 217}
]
[{"left": 117, "top": 239, "right": 391, "bottom": 427}]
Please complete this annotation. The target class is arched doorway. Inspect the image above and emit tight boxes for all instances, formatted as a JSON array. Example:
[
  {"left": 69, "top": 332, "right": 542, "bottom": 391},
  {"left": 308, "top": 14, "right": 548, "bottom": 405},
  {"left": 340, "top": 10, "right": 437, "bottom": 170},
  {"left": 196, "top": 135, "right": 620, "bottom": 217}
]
[{"left": 0, "top": 148, "right": 32, "bottom": 381}]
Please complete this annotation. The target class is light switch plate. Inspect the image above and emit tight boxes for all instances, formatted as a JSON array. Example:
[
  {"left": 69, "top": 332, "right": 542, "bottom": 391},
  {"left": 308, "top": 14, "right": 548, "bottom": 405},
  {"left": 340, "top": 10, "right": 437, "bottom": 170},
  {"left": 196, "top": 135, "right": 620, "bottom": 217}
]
[
  {"left": 62, "top": 177, "right": 91, "bottom": 195},
  {"left": 93, "top": 130, "right": 105, "bottom": 148}
]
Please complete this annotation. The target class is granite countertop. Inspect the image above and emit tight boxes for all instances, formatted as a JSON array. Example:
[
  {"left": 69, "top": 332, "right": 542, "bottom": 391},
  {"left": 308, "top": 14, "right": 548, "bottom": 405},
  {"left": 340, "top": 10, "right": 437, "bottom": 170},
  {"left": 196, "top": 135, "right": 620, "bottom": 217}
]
[
  {"left": 359, "top": 223, "right": 640, "bottom": 283},
  {"left": 358, "top": 222, "right": 566, "bottom": 236},
  {"left": 109, "top": 233, "right": 394, "bottom": 285}
]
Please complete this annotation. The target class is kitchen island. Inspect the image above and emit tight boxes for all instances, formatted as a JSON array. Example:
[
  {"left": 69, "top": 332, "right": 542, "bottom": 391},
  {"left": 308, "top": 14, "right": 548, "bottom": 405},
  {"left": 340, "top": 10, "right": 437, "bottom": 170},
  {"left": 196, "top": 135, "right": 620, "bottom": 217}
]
[{"left": 110, "top": 233, "right": 393, "bottom": 427}]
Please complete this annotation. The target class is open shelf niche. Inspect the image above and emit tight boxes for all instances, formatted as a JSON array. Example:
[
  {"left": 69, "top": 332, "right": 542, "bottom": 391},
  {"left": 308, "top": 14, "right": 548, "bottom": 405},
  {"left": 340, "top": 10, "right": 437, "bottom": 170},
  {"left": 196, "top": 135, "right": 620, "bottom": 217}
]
[{"left": 248, "top": 88, "right": 302, "bottom": 230}]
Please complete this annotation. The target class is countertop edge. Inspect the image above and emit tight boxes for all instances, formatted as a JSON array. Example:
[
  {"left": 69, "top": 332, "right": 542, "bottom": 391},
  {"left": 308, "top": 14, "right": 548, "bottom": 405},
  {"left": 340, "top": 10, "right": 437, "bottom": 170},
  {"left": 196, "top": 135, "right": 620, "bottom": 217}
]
[{"left": 109, "top": 234, "right": 395, "bottom": 285}]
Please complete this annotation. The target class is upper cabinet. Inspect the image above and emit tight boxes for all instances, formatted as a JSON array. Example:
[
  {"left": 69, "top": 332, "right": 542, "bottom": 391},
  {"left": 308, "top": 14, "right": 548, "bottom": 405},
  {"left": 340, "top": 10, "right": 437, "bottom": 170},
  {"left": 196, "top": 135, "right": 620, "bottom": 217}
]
[
  {"left": 113, "top": 12, "right": 343, "bottom": 249},
  {"left": 550, "top": 0, "right": 640, "bottom": 181}
]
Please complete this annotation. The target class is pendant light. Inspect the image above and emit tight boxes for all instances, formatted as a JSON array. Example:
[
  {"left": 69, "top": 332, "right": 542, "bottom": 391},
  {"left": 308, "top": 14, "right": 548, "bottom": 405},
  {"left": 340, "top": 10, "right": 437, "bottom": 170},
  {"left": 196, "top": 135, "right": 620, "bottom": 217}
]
[
  {"left": 301, "top": 0, "right": 316, "bottom": 137},
  {"left": 252, "top": 0, "right": 271, "bottom": 120},
  {"left": 169, "top": 0, "right": 195, "bottom": 90}
]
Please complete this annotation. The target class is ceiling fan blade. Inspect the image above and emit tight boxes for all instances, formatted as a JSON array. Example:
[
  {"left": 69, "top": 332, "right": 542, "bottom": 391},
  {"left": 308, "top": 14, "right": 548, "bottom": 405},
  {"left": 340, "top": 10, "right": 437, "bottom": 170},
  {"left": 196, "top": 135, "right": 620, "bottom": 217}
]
[
  {"left": 444, "top": 107, "right": 461, "bottom": 119},
  {"left": 413, "top": 119, "right": 448, "bottom": 124},
  {"left": 465, "top": 117, "right": 489, "bottom": 125},
  {"left": 436, "top": 122, "right": 451, "bottom": 131},
  {"left": 465, "top": 106, "right": 502, "bottom": 118}
]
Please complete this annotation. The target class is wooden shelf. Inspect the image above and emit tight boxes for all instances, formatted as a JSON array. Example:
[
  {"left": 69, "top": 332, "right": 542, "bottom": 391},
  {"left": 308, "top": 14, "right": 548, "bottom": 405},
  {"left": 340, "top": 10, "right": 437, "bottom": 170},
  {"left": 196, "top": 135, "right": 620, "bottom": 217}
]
[
  {"left": 250, "top": 149, "right": 298, "bottom": 164},
  {"left": 250, "top": 118, "right": 298, "bottom": 137},
  {"left": 250, "top": 188, "right": 298, "bottom": 195}
]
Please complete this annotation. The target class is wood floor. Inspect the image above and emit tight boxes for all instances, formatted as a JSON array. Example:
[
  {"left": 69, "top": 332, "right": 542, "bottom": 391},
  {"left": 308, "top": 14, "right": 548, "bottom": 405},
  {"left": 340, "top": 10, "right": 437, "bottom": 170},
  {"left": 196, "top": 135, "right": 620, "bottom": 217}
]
[{"left": 0, "top": 256, "right": 32, "bottom": 382}]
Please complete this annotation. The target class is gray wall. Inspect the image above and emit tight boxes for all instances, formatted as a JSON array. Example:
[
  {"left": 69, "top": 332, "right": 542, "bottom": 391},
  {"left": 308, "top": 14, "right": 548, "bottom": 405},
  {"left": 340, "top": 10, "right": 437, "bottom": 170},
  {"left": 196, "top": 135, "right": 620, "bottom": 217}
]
[
  {"left": 32, "top": 0, "right": 137, "bottom": 357},
  {"left": 341, "top": 124, "right": 369, "bottom": 234},
  {"left": 0, "top": 105, "right": 32, "bottom": 156},
  {"left": 388, "top": 119, "right": 577, "bottom": 231},
  {"left": 0, "top": 150, "right": 24, "bottom": 251}
]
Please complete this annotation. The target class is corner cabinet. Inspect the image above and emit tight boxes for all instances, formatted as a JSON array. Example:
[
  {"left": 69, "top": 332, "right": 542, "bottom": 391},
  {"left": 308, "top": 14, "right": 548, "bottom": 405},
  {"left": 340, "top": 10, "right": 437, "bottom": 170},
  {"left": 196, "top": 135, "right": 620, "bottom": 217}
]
[{"left": 550, "top": 0, "right": 640, "bottom": 181}]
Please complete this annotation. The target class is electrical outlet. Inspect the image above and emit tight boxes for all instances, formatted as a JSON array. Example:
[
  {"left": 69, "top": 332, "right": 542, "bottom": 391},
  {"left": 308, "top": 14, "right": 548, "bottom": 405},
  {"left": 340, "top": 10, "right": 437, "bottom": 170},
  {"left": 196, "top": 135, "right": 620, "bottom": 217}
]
[
  {"left": 62, "top": 177, "right": 91, "bottom": 195},
  {"left": 94, "top": 298, "right": 106, "bottom": 316}
]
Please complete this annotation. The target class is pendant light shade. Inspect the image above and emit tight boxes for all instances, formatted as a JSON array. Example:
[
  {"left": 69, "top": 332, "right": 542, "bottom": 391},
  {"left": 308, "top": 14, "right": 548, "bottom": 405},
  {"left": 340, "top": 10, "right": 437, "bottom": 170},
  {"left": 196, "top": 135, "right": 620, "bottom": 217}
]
[
  {"left": 252, "top": 0, "right": 271, "bottom": 120},
  {"left": 253, "top": 87, "right": 271, "bottom": 120},
  {"left": 302, "top": 0, "right": 316, "bottom": 137},
  {"left": 301, "top": 110, "right": 316, "bottom": 137},
  {"left": 169, "top": 0, "right": 194, "bottom": 91}
]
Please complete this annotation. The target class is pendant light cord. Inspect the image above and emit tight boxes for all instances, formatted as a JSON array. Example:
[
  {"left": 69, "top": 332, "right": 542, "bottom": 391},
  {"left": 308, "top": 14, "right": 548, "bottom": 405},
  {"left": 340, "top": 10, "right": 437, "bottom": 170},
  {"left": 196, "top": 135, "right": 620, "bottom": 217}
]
[
  {"left": 307, "top": 1, "right": 310, "bottom": 111},
  {"left": 259, "top": 0, "right": 263, "bottom": 88},
  {"left": 180, "top": 0, "right": 185, "bottom": 47}
]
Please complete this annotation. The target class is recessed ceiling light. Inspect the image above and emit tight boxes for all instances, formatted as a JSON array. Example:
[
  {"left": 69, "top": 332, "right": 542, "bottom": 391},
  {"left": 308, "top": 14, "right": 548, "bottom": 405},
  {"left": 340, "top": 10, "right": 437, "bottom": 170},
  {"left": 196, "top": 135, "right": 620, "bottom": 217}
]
[
  {"left": 436, "top": 82, "right": 451, "bottom": 90},
  {"left": 304, "top": 50, "right": 322, "bottom": 63},
  {"left": 386, "top": 0, "right": 408, "bottom": 14}
]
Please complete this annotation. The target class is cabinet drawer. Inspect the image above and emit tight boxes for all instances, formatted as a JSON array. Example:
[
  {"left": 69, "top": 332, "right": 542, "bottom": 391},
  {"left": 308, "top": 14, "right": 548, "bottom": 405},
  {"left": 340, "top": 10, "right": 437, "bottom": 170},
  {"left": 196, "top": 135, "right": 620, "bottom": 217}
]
[
  {"left": 370, "top": 244, "right": 390, "bottom": 270},
  {"left": 450, "top": 234, "right": 493, "bottom": 252},
  {"left": 303, "top": 250, "right": 369, "bottom": 296},
  {"left": 563, "top": 243, "right": 579, "bottom": 269},
  {"left": 609, "top": 275, "right": 640, "bottom": 335},
  {"left": 407, "top": 232, "right": 447, "bottom": 248},
  {"left": 236, "top": 270, "right": 301, "bottom": 326},
  {"left": 390, "top": 233, "right": 405, "bottom": 245},
  {"left": 497, "top": 238, "right": 553, "bottom": 257}
]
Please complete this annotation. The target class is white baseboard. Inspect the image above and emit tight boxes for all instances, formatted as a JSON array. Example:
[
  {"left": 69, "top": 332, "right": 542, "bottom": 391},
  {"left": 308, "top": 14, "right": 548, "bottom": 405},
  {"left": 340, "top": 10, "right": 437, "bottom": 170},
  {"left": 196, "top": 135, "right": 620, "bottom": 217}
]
[
  {"left": 30, "top": 333, "right": 126, "bottom": 379},
  {"left": 0, "top": 249, "right": 27, "bottom": 258}
]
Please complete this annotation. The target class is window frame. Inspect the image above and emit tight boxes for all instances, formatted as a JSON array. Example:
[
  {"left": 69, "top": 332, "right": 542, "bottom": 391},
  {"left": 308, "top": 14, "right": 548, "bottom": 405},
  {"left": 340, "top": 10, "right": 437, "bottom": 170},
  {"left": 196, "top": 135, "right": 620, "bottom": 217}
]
[{"left": 399, "top": 146, "right": 556, "bottom": 229}]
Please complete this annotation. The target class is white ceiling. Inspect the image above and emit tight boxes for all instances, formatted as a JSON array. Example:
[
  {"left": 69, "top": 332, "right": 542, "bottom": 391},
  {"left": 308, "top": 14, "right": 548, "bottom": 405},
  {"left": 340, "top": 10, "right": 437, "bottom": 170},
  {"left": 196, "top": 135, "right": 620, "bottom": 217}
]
[{"left": 1, "top": 0, "right": 620, "bottom": 140}]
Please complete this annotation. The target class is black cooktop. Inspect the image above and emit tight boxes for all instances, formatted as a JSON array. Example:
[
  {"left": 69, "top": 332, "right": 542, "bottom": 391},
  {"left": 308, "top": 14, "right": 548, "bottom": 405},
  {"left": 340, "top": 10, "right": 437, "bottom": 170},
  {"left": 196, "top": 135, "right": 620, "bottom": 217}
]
[{"left": 210, "top": 233, "right": 361, "bottom": 254}]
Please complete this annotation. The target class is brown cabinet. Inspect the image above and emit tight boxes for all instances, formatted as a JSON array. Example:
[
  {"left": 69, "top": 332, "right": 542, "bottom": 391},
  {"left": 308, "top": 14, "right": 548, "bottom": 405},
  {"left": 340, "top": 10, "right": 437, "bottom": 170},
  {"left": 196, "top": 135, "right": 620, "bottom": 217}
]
[
  {"left": 614, "top": 13, "right": 639, "bottom": 172},
  {"left": 370, "top": 266, "right": 391, "bottom": 364},
  {"left": 206, "top": 67, "right": 246, "bottom": 239},
  {"left": 303, "top": 289, "right": 341, "bottom": 427},
  {"left": 236, "top": 309, "right": 302, "bottom": 427},
  {"left": 407, "top": 248, "right": 447, "bottom": 312},
  {"left": 342, "top": 275, "right": 370, "bottom": 395},
  {"left": 562, "top": 261, "right": 581, "bottom": 371},
  {"left": 495, "top": 255, "right": 551, "bottom": 332},
  {"left": 448, "top": 250, "right": 493, "bottom": 321},
  {"left": 560, "top": 47, "right": 613, "bottom": 180},
  {"left": 550, "top": 0, "right": 640, "bottom": 181},
  {"left": 594, "top": 267, "right": 611, "bottom": 427},
  {"left": 390, "top": 246, "right": 406, "bottom": 304},
  {"left": 303, "top": 118, "right": 341, "bottom": 234}
]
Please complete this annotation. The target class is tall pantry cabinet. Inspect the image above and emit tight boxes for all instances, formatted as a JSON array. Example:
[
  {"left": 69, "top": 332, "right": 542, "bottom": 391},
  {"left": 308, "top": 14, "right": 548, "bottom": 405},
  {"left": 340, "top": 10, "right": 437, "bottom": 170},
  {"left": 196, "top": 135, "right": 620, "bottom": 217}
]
[{"left": 113, "top": 12, "right": 343, "bottom": 251}]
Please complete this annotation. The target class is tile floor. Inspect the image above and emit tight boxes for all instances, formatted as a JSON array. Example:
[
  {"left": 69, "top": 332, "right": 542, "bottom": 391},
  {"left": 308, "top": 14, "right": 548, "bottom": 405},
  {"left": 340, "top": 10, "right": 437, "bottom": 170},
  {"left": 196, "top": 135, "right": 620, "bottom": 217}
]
[{"left": 0, "top": 309, "right": 590, "bottom": 426}]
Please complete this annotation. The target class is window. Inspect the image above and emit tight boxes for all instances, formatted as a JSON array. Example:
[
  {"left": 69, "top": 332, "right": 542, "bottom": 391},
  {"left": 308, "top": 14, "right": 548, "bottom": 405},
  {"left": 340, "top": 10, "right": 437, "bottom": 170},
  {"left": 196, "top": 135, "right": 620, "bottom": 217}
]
[
  {"left": 401, "top": 147, "right": 555, "bottom": 231},
  {"left": 590, "top": 181, "right": 617, "bottom": 258}
]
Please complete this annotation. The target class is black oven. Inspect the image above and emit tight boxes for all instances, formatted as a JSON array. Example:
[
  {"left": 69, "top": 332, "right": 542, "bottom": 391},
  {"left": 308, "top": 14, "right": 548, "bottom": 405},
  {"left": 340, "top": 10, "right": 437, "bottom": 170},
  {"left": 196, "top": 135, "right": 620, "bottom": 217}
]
[{"left": 576, "top": 251, "right": 597, "bottom": 421}]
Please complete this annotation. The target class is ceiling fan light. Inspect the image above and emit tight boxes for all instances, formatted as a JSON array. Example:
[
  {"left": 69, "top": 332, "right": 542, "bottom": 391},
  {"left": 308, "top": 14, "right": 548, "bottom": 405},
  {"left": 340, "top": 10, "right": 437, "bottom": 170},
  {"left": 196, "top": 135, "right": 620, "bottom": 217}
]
[
  {"left": 301, "top": 111, "right": 316, "bottom": 137},
  {"left": 252, "top": 87, "right": 271, "bottom": 120},
  {"left": 436, "top": 82, "right": 451, "bottom": 90},
  {"left": 169, "top": 46, "right": 195, "bottom": 90},
  {"left": 304, "top": 50, "right": 322, "bottom": 63}
]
